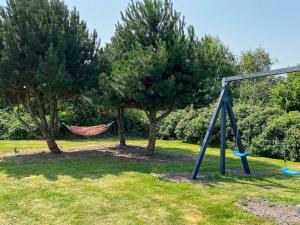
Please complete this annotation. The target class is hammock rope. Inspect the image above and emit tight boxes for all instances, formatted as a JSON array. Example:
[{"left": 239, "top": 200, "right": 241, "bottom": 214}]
[{"left": 62, "top": 121, "right": 114, "bottom": 137}]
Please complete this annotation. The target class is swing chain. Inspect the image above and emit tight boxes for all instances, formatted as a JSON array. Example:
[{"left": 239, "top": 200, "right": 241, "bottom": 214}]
[{"left": 283, "top": 76, "right": 290, "bottom": 167}]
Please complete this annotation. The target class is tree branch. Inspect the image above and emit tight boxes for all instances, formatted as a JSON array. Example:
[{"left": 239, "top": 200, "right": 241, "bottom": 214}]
[
  {"left": 35, "top": 91, "right": 49, "bottom": 131},
  {"left": 144, "top": 110, "right": 150, "bottom": 118},
  {"left": 49, "top": 95, "right": 58, "bottom": 135},
  {"left": 21, "top": 94, "right": 44, "bottom": 134},
  {"left": 16, "top": 105, "right": 43, "bottom": 139},
  {"left": 156, "top": 107, "right": 175, "bottom": 122}
]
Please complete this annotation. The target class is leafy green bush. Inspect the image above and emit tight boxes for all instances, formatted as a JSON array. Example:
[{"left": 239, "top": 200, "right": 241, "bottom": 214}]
[
  {"left": 0, "top": 108, "right": 36, "bottom": 140},
  {"left": 234, "top": 105, "right": 283, "bottom": 148},
  {"left": 272, "top": 73, "right": 300, "bottom": 111},
  {"left": 158, "top": 110, "right": 184, "bottom": 140},
  {"left": 123, "top": 110, "right": 148, "bottom": 137},
  {"left": 252, "top": 111, "right": 300, "bottom": 160},
  {"left": 173, "top": 105, "right": 220, "bottom": 144}
]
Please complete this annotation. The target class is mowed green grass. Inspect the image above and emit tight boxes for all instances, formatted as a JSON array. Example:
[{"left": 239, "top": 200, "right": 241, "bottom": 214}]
[{"left": 0, "top": 138, "right": 299, "bottom": 225}]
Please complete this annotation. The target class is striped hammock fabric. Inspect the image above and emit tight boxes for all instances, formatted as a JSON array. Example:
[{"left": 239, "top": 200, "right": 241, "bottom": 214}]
[{"left": 63, "top": 122, "right": 114, "bottom": 137}]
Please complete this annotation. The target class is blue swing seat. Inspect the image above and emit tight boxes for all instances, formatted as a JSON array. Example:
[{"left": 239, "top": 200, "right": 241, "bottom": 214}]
[
  {"left": 281, "top": 167, "right": 300, "bottom": 176},
  {"left": 232, "top": 151, "right": 251, "bottom": 157}
]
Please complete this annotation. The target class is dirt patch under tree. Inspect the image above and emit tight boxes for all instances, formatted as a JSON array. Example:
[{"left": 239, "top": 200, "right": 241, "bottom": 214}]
[{"left": 0, "top": 144, "right": 195, "bottom": 164}]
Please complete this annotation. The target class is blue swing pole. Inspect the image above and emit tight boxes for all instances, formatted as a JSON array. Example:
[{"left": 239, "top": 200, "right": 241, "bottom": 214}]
[
  {"left": 220, "top": 87, "right": 228, "bottom": 175},
  {"left": 226, "top": 98, "right": 251, "bottom": 174},
  {"left": 191, "top": 89, "right": 225, "bottom": 180}
]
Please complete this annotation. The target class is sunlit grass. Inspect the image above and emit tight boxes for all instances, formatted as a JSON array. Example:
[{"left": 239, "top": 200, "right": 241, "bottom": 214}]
[{"left": 0, "top": 138, "right": 299, "bottom": 224}]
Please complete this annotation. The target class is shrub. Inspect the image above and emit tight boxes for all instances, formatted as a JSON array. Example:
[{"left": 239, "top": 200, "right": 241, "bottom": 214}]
[
  {"left": 158, "top": 110, "right": 184, "bottom": 140},
  {"left": 252, "top": 111, "right": 300, "bottom": 160},
  {"left": 174, "top": 105, "right": 220, "bottom": 144},
  {"left": 234, "top": 105, "right": 283, "bottom": 148},
  {"left": 0, "top": 108, "right": 36, "bottom": 140},
  {"left": 123, "top": 110, "right": 148, "bottom": 137}
]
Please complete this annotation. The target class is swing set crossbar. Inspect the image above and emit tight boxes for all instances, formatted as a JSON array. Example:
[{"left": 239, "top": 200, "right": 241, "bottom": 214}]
[{"left": 222, "top": 65, "right": 300, "bottom": 87}]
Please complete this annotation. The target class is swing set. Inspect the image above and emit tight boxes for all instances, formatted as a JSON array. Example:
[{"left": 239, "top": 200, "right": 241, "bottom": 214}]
[{"left": 191, "top": 66, "right": 300, "bottom": 179}]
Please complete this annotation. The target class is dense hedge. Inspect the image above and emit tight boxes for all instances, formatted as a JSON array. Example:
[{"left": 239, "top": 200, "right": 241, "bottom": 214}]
[
  {"left": 158, "top": 105, "right": 220, "bottom": 144},
  {"left": 157, "top": 103, "right": 300, "bottom": 161}
]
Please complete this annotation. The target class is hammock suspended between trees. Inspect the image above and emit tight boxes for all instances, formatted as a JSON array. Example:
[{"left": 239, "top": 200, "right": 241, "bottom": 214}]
[{"left": 62, "top": 122, "right": 114, "bottom": 137}]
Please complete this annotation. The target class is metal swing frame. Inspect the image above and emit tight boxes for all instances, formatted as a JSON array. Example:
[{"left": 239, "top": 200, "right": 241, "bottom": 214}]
[{"left": 192, "top": 65, "right": 300, "bottom": 180}]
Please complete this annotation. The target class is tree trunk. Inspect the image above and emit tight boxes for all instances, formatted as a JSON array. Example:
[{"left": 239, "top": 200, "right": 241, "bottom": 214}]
[
  {"left": 146, "top": 110, "right": 157, "bottom": 156},
  {"left": 21, "top": 93, "right": 62, "bottom": 154},
  {"left": 117, "top": 107, "right": 126, "bottom": 147},
  {"left": 45, "top": 135, "right": 61, "bottom": 154}
]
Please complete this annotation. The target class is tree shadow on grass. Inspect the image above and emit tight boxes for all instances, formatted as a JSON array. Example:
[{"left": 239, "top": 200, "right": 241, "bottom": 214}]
[{"left": 0, "top": 145, "right": 297, "bottom": 191}]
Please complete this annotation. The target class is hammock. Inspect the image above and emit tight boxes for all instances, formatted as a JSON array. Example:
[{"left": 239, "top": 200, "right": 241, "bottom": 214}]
[{"left": 62, "top": 121, "right": 114, "bottom": 137}]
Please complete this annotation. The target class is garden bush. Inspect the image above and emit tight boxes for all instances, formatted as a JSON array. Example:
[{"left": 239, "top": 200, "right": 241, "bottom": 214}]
[
  {"left": 0, "top": 108, "right": 36, "bottom": 140},
  {"left": 252, "top": 111, "right": 300, "bottom": 160},
  {"left": 234, "top": 105, "right": 283, "bottom": 148},
  {"left": 157, "top": 110, "right": 184, "bottom": 140},
  {"left": 174, "top": 105, "right": 220, "bottom": 144},
  {"left": 123, "top": 110, "right": 148, "bottom": 137}
]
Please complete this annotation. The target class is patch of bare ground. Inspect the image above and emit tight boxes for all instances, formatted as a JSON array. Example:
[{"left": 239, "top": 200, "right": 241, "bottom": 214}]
[
  {"left": 235, "top": 198, "right": 300, "bottom": 225},
  {"left": 155, "top": 167, "right": 271, "bottom": 184},
  {"left": 0, "top": 144, "right": 195, "bottom": 164},
  {"left": 155, "top": 172, "right": 210, "bottom": 183},
  {"left": 227, "top": 168, "right": 271, "bottom": 176}
]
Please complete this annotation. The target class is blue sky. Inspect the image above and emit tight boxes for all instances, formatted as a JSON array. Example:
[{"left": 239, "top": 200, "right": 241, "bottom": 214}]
[{"left": 1, "top": 0, "right": 299, "bottom": 68}]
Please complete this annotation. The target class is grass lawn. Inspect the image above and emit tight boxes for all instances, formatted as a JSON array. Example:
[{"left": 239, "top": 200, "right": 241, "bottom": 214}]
[{"left": 0, "top": 138, "right": 299, "bottom": 225}]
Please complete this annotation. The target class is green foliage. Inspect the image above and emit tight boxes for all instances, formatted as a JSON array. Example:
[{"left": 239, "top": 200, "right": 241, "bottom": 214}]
[
  {"left": 157, "top": 110, "right": 183, "bottom": 140},
  {"left": 0, "top": 98, "right": 149, "bottom": 140},
  {"left": 0, "top": 0, "right": 100, "bottom": 152},
  {"left": 59, "top": 97, "right": 149, "bottom": 137},
  {"left": 234, "top": 48, "right": 278, "bottom": 105},
  {"left": 0, "top": 108, "right": 36, "bottom": 140},
  {"left": 158, "top": 105, "right": 220, "bottom": 144},
  {"left": 59, "top": 98, "right": 114, "bottom": 126},
  {"left": 234, "top": 78, "right": 277, "bottom": 106},
  {"left": 123, "top": 110, "right": 149, "bottom": 137},
  {"left": 157, "top": 102, "right": 298, "bottom": 162},
  {"left": 109, "top": 0, "right": 201, "bottom": 111},
  {"left": 195, "top": 35, "right": 238, "bottom": 106},
  {"left": 252, "top": 111, "right": 300, "bottom": 161},
  {"left": 273, "top": 72, "right": 300, "bottom": 111},
  {"left": 234, "top": 104, "right": 284, "bottom": 148},
  {"left": 239, "top": 48, "right": 276, "bottom": 74},
  {"left": 0, "top": 0, "right": 99, "bottom": 99}
]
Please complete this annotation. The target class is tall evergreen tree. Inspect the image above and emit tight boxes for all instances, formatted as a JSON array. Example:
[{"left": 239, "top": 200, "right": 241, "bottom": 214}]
[
  {"left": 109, "top": 0, "right": 206, "bottom": 155},
  {"left": 0, "top": 0, "right": 99, "bottom": 153}
]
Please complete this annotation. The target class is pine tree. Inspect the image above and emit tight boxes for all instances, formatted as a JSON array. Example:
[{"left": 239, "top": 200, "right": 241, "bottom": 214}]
[
  {"left": 0, "top": 0, "right": 99, "bottom": 153},
  {"left": 109, "top": 0, "right": 203, "bottom": 155}
]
